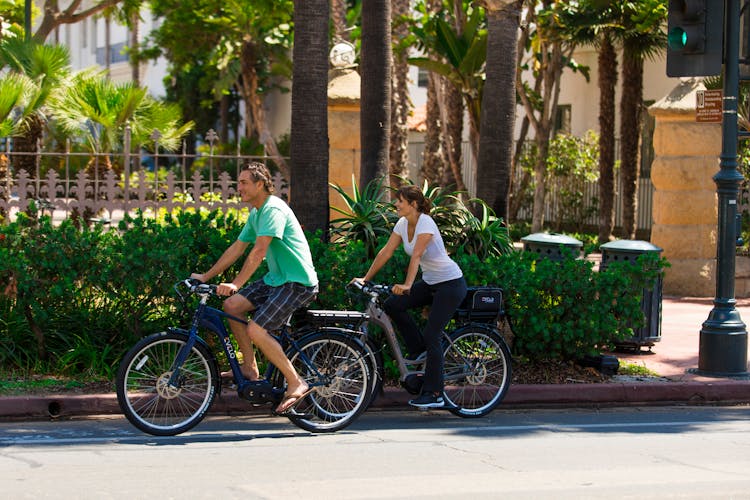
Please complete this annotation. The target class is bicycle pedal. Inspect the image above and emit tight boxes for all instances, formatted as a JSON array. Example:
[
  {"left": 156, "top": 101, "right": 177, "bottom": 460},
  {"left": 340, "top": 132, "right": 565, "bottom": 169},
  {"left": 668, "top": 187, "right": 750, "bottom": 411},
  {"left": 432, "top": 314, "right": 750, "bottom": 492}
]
[{"left": 285, "top": 411, "right": 315, "bottom": 419}]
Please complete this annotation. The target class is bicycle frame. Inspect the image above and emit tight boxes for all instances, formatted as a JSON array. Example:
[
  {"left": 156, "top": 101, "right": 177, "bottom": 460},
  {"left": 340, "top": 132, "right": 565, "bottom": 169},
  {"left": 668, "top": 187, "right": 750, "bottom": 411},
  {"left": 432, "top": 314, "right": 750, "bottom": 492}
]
[
  {"left": 167, "top": 283, "right": 325, "bottom": 392},
  {"left": 357, "top": 285, "right": 458, "bottom": 383}
]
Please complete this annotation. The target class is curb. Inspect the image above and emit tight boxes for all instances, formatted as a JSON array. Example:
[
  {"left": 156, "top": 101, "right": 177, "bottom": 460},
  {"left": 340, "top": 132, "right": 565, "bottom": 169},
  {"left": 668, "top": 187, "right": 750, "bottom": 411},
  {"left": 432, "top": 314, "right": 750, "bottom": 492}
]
[{"left": 2, "top": 381, "right": 750, "bottom": 420}]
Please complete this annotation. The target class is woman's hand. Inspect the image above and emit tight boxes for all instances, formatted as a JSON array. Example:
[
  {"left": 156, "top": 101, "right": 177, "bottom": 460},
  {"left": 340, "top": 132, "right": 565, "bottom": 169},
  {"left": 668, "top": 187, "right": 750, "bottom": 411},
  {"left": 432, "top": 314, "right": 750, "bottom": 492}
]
[
  {"left": 350, "top": 277, "right": 365, "bottom": 286},
  {"left": 392, "top": 283, "right": 411, "bottom": 295}
]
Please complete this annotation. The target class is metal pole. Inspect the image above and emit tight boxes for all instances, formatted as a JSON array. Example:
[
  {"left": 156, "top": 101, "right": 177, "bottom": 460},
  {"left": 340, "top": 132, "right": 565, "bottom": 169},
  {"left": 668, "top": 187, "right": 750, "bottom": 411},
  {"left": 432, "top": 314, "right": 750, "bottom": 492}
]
[
  {"left": 24, "top": 0, "right": 31, "bottom": 41},
  {"left": 697, "top": 0, "right": 749, "bottom": 377}
]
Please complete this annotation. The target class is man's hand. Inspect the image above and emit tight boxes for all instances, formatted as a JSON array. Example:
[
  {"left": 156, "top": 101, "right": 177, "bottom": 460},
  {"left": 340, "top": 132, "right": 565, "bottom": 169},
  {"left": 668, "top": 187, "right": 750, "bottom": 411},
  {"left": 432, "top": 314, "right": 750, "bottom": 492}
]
[
  {"left": 190, "top": 272, "right": 207, "bottom": 283},
  {"left": 392, "top": 284, "right": 411, "bottom": 296},
  {"left": 217, "top": 282, "right": 239, "bottom": 296}
]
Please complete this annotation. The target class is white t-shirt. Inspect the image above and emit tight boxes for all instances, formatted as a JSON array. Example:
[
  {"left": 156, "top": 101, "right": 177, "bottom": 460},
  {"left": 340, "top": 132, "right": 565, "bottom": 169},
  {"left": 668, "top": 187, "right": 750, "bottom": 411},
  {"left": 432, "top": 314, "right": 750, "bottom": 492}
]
[{"left": 393, "top": 214, "right": 463, "bottom": 285}]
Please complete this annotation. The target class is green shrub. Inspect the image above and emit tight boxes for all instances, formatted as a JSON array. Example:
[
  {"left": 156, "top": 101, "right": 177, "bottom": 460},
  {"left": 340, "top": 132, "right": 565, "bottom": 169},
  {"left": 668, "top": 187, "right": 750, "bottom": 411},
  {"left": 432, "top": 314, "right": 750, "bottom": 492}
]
[{"left": 0, "top": 210, "right": 668, "bottom": 377}]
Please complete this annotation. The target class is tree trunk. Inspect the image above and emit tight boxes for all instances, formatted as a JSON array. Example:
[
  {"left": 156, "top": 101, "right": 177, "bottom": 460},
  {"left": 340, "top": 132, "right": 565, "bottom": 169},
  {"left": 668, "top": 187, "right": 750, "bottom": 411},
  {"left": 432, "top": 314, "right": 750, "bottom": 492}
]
[
  {"left": 331, "top": 0, "right": 349, "bottom": 40},
  {"left": 476, "top": 0, "right": 521, "bottom": 220},
  {"left": 441, "top": 77, "right": 464, "bottom": 188},
  {"left": 421, "top": 72, "right": 443, "bottom": 186},
  {"left": 389, "top": 0, "right": 410, "bottom": 189},
  {"left": 239, "top": 41, "right": 290, "bottom": 180},
  {"left": 33, "top": 0, "right": 123, "bottom": 42},
  {"left": 619, "top": 41, "right": 643, "bottom": 239},
  {"left": 531, "top": 138, "right": 549, "bottom": 232},
  {"left": 130, "top": 13, "right": 140, "bottom": 85},
  {"left": 597, "top": 34, "right": 617, "bottom": 244},
  {"left": 359, "top": 0, "right": 391, "bottom": 189},
  {"left": 290, "top": 0, "right": 330, "bottom": 234}
]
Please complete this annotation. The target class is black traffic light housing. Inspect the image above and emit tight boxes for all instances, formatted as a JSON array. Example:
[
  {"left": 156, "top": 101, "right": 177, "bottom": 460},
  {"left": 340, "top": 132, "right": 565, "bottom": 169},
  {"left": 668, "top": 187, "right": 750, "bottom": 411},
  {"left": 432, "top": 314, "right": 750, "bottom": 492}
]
[{"left": 666, "top": 0, "right": 724, "bottom": 77}]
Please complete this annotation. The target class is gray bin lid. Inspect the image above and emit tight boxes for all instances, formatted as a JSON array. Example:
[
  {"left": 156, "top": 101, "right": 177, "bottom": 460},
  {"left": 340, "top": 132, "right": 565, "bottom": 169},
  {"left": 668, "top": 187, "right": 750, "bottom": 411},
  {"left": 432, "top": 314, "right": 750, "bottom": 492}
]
[
  {"left": 600, "top": 240, "right": 663, "bottom": 254},
  {"left": 521, "top": 232, "right": 582, "bottom": 247}
]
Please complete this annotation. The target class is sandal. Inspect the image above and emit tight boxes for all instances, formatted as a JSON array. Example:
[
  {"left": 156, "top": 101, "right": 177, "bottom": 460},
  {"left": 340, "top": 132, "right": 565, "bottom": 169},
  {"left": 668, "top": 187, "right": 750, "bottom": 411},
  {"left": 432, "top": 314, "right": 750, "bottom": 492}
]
[{"left": 273, "top": 387, "right": 315, "bottom": 415}]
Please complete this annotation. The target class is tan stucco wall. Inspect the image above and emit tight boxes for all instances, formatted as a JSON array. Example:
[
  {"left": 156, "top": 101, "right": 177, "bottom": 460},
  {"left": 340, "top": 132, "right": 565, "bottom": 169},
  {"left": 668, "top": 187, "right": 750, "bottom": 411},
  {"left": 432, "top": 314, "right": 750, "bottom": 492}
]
[{"left": 328, "top": 69, "right": 362, "bottom": 221}]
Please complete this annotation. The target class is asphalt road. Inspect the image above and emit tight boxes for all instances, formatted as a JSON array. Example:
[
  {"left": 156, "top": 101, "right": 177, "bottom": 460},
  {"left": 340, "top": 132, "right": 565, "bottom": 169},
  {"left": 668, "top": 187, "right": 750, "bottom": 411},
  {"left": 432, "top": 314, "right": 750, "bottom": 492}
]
[{"left": 2, "top": 406, "right": 750, "bottom": 499}]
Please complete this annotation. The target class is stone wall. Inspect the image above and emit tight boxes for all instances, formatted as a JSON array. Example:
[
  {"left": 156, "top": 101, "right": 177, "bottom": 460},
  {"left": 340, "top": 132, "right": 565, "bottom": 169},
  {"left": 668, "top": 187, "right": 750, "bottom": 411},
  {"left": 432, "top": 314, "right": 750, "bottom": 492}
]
[{"left": 649, "top": 78, "right": 750, "bottom": 297}]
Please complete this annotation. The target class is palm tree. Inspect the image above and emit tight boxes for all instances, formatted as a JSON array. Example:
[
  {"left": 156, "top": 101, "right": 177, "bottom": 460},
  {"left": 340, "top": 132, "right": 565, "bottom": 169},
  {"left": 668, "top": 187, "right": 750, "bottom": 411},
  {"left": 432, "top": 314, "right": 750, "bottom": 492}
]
[
  {"left": 0, "top": 73, "right": 38, "bottom": 214},
  {"left": 390, "top": 0, "right": 411, "bottom": 190},
  {"left": 331, "top": 0, "right": 349, "bottom": 40},
  {"left": 442, "top": 0, "right": 466, "bottom": 190},
  {"left": 475, "top": 0, "right": 522, "bottom": 220},
  {"left": 360, "top": 0, "right": 392, "bottom": 188},
  {"left": 290, "top": 0, "right": 330, "bottom": 234},
  {"left": 421, "top": 72, "right": 444, "bottom": 186},
  {"left": 48, "top": 69, "right": 193, "bottom": 174},
  {"left": 597, "top": 32, "right": 618, "bottom": 243},
  {"left": 564, "top": 0, "right": 623, "bottom": 243},
  {"left": 0, "top": 39, "right": 70, "bottom": 174},
  {"left": 420, "top": 0, "right": 448, "bottom": 187},
  {"left": 408, "top": 7, "right": 487, "bottom": 166},
  {"left": 618, "top": 0, "right": 665, "bottom": 239}
]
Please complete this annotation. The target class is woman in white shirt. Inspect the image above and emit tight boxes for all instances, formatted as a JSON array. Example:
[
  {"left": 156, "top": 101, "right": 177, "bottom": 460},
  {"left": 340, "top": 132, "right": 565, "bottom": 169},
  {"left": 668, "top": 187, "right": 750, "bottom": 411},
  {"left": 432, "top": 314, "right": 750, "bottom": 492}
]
[{"left": 354, "top": 185, "right": 467, "bottom": 409}]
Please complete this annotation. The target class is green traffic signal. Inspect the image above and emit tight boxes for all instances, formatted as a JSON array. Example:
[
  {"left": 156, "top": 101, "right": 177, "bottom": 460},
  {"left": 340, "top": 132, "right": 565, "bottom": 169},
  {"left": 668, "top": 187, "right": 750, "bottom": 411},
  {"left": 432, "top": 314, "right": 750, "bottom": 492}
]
[{"left": 668, "top": 27, "right": 688, "bottom": 50}]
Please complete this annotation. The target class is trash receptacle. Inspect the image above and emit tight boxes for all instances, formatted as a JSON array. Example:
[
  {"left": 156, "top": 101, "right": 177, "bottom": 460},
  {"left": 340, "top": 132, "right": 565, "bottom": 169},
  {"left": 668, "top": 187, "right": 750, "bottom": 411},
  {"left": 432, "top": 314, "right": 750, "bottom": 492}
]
[
  {"left": 521, "top": 232, "right": 583, "bottom": 261},
  {"left": 599, "top": 240, "right": 663, "bottom": 350}
]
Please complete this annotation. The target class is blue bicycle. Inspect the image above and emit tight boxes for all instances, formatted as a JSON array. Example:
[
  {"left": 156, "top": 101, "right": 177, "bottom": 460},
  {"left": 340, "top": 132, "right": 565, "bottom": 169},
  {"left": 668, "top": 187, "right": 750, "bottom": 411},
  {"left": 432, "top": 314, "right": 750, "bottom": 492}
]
[{"left": 116, "top": 279, "right": 373, "bottom": 435}]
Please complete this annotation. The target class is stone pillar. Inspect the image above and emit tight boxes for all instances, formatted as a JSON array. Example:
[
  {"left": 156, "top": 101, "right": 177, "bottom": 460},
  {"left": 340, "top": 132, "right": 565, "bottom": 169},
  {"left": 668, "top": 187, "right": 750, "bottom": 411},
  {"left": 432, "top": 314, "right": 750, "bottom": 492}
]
[
  {"left": 648, "top": 79, "right": 719, "bottom": 296},
  {"left": 328, "top": 68, "right": 361, "bottom": 220}
]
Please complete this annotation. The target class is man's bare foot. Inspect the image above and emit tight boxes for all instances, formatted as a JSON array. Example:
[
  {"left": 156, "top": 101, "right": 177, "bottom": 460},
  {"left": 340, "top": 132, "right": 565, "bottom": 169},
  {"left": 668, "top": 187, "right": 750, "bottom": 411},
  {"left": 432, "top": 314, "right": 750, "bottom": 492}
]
[
  {"left": 275, "top": 381, "right": 312, "bottom": 414},
  {"left": 220, "top": 366, "right": 260, "bottom": 382}
]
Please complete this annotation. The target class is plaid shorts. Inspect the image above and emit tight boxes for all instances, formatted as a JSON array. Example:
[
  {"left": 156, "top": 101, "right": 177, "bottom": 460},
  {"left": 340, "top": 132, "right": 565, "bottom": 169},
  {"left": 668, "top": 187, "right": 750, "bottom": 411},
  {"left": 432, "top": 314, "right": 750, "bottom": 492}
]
[{"left": 238, "top": 280, "right": 318, "bottom": 331}]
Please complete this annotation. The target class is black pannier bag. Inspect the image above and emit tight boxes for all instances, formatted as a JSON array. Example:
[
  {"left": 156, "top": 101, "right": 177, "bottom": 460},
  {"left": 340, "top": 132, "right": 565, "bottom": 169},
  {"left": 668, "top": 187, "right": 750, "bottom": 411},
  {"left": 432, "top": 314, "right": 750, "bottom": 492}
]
[{"left": 454, "top": 286, "right": 504, "bottom": 323}]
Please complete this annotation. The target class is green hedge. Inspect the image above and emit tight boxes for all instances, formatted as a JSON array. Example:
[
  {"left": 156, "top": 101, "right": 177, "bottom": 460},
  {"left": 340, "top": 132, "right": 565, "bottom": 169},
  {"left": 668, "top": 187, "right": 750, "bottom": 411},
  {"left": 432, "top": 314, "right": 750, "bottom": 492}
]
[{"left": 0, "top": 211, "right": 666, "bottom": 377}]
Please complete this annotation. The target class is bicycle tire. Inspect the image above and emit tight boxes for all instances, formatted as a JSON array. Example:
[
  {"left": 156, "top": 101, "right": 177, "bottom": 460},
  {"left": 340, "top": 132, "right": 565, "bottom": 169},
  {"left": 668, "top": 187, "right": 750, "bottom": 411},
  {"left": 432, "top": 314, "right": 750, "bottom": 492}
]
[
  {"left": 441, "top": 324, "right": 512, "bottom": 418},
  {"left": 116, "top": 330, "right": 219, "bottom": 436},
  {"left": 272, "top": 330, "right": 372, "bottom": 433},
  {"left": 354, "top": 333, "right": 384, "bottom": 408}
]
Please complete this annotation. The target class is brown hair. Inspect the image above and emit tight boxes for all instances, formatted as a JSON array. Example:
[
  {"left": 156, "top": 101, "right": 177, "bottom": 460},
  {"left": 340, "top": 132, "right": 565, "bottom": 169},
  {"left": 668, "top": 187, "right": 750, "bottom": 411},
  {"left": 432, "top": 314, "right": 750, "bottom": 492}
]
[
  {"left": 395, "top": 185, "right": 432, "bottom": 214},
  {"left": 241, "top": 161, "right": 275, "bottom": 193}
]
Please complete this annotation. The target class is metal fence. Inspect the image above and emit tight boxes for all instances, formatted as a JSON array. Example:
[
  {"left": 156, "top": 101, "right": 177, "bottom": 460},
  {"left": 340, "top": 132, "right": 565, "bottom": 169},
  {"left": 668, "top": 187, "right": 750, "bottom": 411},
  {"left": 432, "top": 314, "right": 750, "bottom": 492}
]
[
  {"left": 407, "top": 140, "right": 654, "bottom": 233},
  {"left": 0, "top": 129, "right": 288, "bottom": 223},
  {"left": 2, "top": 131, "right": 653, "bottom": 233}
]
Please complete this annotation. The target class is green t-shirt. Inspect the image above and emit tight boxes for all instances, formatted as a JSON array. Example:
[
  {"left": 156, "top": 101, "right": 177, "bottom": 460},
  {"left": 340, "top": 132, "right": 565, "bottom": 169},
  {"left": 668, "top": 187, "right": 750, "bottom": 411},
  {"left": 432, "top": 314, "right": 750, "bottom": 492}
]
[{"left": 238, "top": 195, "right": 318, "bottom": 287}]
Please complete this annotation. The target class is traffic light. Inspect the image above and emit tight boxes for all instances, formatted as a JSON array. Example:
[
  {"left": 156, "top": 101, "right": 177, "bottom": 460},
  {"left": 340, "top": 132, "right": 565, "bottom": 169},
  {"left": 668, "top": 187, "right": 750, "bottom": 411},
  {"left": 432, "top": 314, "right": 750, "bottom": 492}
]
[{"left": 666, "top": 0, "right": 724, "bottom": 77}]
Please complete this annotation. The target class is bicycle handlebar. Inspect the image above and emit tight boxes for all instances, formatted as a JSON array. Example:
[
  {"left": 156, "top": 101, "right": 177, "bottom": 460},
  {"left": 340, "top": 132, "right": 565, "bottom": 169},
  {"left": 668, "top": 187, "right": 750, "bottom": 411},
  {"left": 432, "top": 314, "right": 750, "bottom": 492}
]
[
  {"left": 348, "top": 280, "right": 391, "bottom": 297},
  {"left": 174, "top": 278, "right": 219, "bottom": 304}
]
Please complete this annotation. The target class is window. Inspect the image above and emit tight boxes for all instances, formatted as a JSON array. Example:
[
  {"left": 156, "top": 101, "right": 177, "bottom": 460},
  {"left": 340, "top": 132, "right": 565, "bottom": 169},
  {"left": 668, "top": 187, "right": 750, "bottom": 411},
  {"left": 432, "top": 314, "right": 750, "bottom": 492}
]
[
  {"left": 554, "top": 104, "right": 571, "bottom": 135},
  {"left": 96, "top": 42, "right": 129, "bottom": 66},
  {"left": 640, "top": 100, "right": 656, "bottom": 178},
  {"left": 417, "top": 67, "right": 429, "bottom": 88}
]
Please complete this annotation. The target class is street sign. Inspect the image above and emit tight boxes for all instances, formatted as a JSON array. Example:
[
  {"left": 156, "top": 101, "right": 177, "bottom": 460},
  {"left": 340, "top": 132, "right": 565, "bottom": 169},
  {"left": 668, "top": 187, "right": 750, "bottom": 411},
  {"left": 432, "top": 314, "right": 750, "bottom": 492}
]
[{"left": 696, "top": 89, "right": 723, "bottom": 122}]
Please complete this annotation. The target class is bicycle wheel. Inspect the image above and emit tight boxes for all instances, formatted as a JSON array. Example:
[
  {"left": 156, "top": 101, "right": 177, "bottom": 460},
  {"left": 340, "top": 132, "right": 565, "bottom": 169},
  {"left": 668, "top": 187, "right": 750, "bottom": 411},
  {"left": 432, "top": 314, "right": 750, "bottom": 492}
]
[
  {"left": 116, "top": 330, "right": 219, "bottom": 436},
  {"left": 275, "top": 330, "right": 372, "bottom": 433},
  {"left": 359, "top": 334, "right": 384, "bottom": 408},
  {"left": 442, "top": 324, "right": 512, "bottom": 418}
]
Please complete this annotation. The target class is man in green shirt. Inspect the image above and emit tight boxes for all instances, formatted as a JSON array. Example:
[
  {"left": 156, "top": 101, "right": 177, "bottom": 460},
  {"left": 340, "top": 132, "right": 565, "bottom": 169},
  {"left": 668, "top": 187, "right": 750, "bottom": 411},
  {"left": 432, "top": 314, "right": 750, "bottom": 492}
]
[{"left": 191, "top": 162, "right": 318, "bottom": 414}]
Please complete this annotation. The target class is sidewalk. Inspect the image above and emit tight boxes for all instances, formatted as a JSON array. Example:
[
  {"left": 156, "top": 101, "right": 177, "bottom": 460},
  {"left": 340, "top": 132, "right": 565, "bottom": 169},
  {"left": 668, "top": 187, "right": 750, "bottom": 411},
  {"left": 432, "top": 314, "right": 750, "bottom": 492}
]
[{"left": 2, "top": 297, "right": 750, "bottom": 419}]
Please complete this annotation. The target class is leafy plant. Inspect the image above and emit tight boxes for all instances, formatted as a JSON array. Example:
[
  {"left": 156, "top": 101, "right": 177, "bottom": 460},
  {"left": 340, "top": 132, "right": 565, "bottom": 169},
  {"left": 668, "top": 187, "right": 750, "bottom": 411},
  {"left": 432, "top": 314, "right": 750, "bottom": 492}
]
[
  {"left": 329, "top": 176, "right": 397, "bottom": 257},
  {"left": 454, "top": 199, "right": 513, "bottom": 259}
]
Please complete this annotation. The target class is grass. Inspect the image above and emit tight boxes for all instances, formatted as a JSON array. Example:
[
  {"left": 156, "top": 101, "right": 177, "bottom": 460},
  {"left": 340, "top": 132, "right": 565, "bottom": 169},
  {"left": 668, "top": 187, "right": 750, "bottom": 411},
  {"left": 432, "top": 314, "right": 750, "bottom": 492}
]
[
  {"left": 617, "top": 361, "right": 661, "bottom": 377},
  {"left": 0, "top": 373, "right": 113, "bottom": 396}
]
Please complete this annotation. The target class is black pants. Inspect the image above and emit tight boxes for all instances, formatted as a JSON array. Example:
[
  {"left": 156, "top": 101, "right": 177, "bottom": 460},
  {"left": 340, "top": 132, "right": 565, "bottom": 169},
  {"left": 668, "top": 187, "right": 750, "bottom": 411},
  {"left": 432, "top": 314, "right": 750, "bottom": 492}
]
[{"left": 383, "top": 277, "right": 467, "bottom": 394}]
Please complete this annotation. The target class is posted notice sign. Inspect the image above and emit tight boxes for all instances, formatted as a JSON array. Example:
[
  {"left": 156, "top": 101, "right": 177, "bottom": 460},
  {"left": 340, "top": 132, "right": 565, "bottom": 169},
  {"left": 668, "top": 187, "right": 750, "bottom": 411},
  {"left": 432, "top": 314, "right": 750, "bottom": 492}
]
[{"left": 696, "top": 89, "right": 723, "bottom": 123}]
